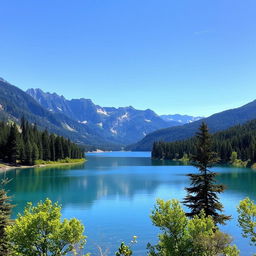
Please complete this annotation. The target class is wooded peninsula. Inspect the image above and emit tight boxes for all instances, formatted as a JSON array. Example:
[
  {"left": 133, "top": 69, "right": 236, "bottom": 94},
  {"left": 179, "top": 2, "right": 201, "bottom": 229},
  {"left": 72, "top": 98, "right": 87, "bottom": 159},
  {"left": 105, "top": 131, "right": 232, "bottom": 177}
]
[{"left": 0, "top": 118, "right": 84, "bottom": 167}]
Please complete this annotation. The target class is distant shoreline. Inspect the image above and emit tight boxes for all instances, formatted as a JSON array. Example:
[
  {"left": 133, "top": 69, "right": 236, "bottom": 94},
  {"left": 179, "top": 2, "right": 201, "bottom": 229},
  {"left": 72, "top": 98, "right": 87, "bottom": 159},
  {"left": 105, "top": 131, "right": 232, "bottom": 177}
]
[
  {"left": 86, "top": 149, "right": 112, "bottom": 153},
  {"left": 0, "top": 159, "right": 86, "bottom": 172}
]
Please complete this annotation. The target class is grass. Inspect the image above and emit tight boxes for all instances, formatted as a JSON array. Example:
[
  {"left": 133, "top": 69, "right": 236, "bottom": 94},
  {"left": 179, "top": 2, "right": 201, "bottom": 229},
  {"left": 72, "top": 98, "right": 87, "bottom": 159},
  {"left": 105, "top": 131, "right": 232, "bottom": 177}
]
[{"left": 34, "top": 158, "right": 86, "bottom": 166}]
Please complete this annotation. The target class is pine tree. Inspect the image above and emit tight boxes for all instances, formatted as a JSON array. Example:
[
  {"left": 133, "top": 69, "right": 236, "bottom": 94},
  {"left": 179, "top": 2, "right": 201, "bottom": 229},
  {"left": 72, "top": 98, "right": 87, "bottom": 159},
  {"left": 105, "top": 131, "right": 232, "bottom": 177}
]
[
  {"left": 7, "top": 124, "right": 19, "bottom": 164},
  {"left": 0, "top": 118, "right": 84, "bottom": 164},
  {"left": 19, "top": 139, "right": 26, "bottom": 164},
  {"left": 25, "top": 140, "right": 33, "bottom": 165},
  {"left": 49, "top": 134, "right": 56, "bottom": 161},
  {"left": 42, "top": 130, "right": 51, "bottom": 161},
  {"left": 55, "top": 137, "right": 64, "bottom": 160},
  {"left": 183, "top": 122, "right": 230, "bottom": 225},
  {"left": 0, "top": 179, "right": 13, "bottom": 255},
  {"left": 32, "top": 143, "right": 39, "bottom": 164}
]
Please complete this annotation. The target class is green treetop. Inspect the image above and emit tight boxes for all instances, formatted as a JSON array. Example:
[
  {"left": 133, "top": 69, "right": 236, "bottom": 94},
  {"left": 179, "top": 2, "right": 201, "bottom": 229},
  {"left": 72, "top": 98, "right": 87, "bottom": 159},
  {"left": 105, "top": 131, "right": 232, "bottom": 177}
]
[
  {"left": 147, "top": 199, "right": 239, "bottom": 256},
  {"left": 0, "top": 179, "right": 13, "bottom": 256},
  {"left": 237, "top": 197, "right": 256, "bottom": 247},
  {"left": 6, "top": 198, "right": 88, "bottom": 256},
  {"left": 183, "top": 122, "right": 230, "bottom": 225}
]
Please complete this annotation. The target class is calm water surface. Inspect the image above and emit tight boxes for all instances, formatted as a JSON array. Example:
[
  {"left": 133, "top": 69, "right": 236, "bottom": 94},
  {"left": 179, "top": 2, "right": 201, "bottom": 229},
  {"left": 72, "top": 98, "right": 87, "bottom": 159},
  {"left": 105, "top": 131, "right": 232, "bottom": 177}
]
[{"left": 1, "top": 151, "right": 255, "bottom": 255}]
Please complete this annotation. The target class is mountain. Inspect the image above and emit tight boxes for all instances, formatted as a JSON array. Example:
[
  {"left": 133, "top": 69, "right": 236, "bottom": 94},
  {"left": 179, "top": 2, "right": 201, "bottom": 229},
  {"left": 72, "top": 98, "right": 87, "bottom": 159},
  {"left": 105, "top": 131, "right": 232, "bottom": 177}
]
[
  {"left": 0, "top": 78, "right": 202, "bottom": 149},
  {"left": 27, "top": 88, "right": 198, "bottom": 145},
  {"left": 152, "top": 118, "right": 256, "bottom": 165},
  {"left": 0, "top": 78, "right": 119, "bottom": 150},
  {"left": 129, "top": 100, "right": 256, "bottom": 151},
  {"left": 160, "top": 114, "right": 203, "bottom": 124}
]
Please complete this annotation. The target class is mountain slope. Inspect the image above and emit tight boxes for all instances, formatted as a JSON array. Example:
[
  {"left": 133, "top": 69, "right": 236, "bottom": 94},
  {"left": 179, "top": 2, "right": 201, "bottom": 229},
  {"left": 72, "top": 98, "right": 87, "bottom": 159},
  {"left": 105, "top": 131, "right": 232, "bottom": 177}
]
[
  {"left": 27, "top": 88, "right": 189, "bottom": 145},
  {"left": 130, "top": 100, "right": 256, "bottom": 151},
  {"left": 152, "top": 118, "right": 256, "bottom": 165},
  {"left": 0, "top": 78, "right": 119, "bottom": 149},
  {"left": 160, "top": 114, "right": 203, "bottom": 124}
]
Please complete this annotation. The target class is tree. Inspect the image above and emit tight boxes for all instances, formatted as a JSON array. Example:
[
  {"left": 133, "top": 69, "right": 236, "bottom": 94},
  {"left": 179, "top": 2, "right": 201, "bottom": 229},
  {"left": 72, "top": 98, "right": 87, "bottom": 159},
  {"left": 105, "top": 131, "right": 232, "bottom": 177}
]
[
  {"left": 6, "top": 198, "right": 87, "bottom": 256},
  {"left": 0, "top": 118, "right": 84, "bottom": 165},
  {"left": 147, "top": 199, "right": 239, "bottom": 256},
  {"left": 6, "top": 124, "right": 19, "bottom": 164},
  {"left": 0, "top": 179, "right": 13, "bottom": 256},
  {"left": 183, "top": 122, "right": 230, "bottom": 225},
  {"left": 31, "top": 143, "right": 39, "bottom": 164},
  {"left": 55, "top": 137, "right": 64, "bottom": 160},
  {"left": 42, "top": 130, "right": 51, "bottom": 161},
  {"left": 116, "top": 236, "right": 137, "bottom": 256},
  {"left": 116, "top": 242, "right": 133, "bottom": 256},
  {"left": 230, "top": 151, "right": 238, "bottom": 164},
  {"left": 49, "top": 134, "right": 56, "bottom": 161},
  {"left": 237, "top": 197, "right": 256, "bottom": 246},
  {"left": 25, "top": 140, "right": 33, "bottom": 165}
]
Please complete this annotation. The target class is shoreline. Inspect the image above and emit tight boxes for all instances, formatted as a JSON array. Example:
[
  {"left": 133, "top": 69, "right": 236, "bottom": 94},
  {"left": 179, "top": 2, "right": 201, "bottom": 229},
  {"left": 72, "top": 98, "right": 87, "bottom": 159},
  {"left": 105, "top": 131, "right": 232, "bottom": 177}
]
[
  {"left": 86, "top": 149, "right": 112, "bottom": 153},
  {"left": 153, "top": 158, "right": 256, "bottom": 169},
  {"left": 0, "top": 159, "right": 86, "bottom": 172}
]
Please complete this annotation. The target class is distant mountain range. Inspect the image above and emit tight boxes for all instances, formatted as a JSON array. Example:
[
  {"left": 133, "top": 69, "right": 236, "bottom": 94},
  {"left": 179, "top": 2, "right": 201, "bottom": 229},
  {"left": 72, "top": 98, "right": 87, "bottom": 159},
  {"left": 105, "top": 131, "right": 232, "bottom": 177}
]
[
  {"left": 160, "top": 114, "right": 202, "bottom": 124},
  {"left": 129, "top": 99, "right": 256, "bottom": 151},
  {"left": 2, "top": 78, "right": 256, "bottom": 152},
  {"left": 0, "top": 78, "right": 118, "bottom": 150},
  {"left": 26, "top": 88, "right": 202, "bottom": 146},
  {"left": 0, "top": 78, "right": 201, "bottom": 149}
]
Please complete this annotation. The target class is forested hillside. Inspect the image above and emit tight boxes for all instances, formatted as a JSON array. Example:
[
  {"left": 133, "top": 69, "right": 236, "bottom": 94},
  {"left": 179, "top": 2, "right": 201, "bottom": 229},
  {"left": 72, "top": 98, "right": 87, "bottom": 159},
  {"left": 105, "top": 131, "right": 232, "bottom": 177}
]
[
  {"left": 0, "top": 78, "right": 121, "bottom": 150},
  {"left": 27, "top": 88, "right": 199, "bottom": 145},
  {"left": 0, "top": 118, "right": 84, "bottom": 165},
  {"left": 131, "top": 99, "right": 256, "bottom": 151},
  {"left": 152, "top": 119, "right": 256, "bottom": 165}
]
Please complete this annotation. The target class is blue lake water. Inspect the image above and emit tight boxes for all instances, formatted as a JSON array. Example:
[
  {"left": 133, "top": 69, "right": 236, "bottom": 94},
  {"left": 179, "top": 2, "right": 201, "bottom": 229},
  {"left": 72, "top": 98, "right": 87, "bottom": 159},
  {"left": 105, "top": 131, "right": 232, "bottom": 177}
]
[{"left": 1, "top": 151, "right": 255, "bottom": 255}]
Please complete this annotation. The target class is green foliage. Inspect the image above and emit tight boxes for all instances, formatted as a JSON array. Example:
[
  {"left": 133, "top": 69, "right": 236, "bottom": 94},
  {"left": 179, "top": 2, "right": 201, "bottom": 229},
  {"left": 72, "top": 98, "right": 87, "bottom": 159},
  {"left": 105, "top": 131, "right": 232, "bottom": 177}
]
[
  {"left": 0, "top": 118, "right": 85, "bottom": 166},
  {"left": 230, "top": 151, "right": 238, "bottom": 163},
  {"left": 147, "top": 199, "right": 188, "bottom": 256},
  {"left": 0, "top": 179, "right": 13, "bottom": 256},
  {"left": 34, "top": 158, "right": 85, "bottom": 165},
  {"left": 116, "top": 242, "right": 133, "bottom": 256},
  {"left": 229, "top": 152, "right": 248, "bottom": 167},
  {"left": 237, "top": 197, "right": 256, "bottom": 246},
  {"left": 152, "top": 119, "right": 256, "bottom": 166},
  {"left": 6, "top": 198, "right": 87, "bottom": 256},
  {"left": 6, "top": 124, "right": 19, "bottom": 164},
  {"left": 115, "top": 236, "right": 137, "bottom": 256},
  {"left": 223, "top": 245, "right": 240, "bottom": 256},
  {"left": 183, "top": 122, "right": 230, "bottom": 225},
  {"left": 147, "top": 199, "right": 239, "bottom": 256}
]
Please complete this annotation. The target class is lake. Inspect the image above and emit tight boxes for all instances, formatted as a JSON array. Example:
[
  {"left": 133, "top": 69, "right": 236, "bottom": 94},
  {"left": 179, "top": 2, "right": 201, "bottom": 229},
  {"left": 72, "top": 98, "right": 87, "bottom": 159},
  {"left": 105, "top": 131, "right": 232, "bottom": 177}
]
[{"left": 1, "top": 151, "right": 255, "bottom": 255}]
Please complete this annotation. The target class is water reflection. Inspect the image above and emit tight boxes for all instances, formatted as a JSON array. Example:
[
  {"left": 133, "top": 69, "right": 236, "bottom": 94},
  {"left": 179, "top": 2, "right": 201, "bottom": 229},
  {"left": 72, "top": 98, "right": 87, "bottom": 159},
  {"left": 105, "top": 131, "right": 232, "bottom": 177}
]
[
  {"left": 1, "top": 153, "right": 255, "bottom": 255},
  {"left": 2, "top": 160, "right": 187, "bottom": 217}
]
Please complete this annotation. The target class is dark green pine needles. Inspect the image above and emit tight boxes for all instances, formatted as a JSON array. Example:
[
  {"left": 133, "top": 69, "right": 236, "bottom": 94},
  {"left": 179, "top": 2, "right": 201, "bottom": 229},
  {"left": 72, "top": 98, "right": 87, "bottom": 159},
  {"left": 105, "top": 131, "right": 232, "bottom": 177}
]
[
  {"left": 0, "top": 179, "right": 13, "bottom": 256},
  {"left": 183, "top": 122, "right": 230, "bottom": 225}
]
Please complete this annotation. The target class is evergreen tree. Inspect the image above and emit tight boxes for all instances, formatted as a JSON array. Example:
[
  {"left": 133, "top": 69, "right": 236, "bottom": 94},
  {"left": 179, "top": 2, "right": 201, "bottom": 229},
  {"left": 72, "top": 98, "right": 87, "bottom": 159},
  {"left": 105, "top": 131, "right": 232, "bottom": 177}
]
[
  {"left": 55, "top": 137, "right": 64, "bottom": 160},
  {"left": 183, "top": 122, "right": 230, "bottom": 225},
  {"left": 0, "top": 118, "right": 84, "bottom": 165},
  {"left": 31, "top": 143, "right": 39, "bottom": 165},
  {"left": 25, "top": 140, "right": 33, "bottom": 165},
  {"left": 49, "top": 134, "right": 56, "bottom": 161},
  {"left": 19, "top": 139, "right": 26, "bottom": 164},
  {"left": 0, "top": 179, "right": 13, "bottom": 255},
  {"left": 151, "top": 118, "right": 256, "bottom": 166},
  {"left": 6, "top": 124, "right": 19, "bottom": 164},
  {"left": 42, "top": 130, "right": 51, "bottom": 161}
]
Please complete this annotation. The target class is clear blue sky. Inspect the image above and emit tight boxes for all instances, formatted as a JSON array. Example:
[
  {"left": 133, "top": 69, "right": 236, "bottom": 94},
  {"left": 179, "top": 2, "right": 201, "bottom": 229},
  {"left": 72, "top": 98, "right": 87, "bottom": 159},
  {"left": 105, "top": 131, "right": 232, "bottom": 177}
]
[{"left": 0, "top": 0, "right": 256, "bottom": 117}]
